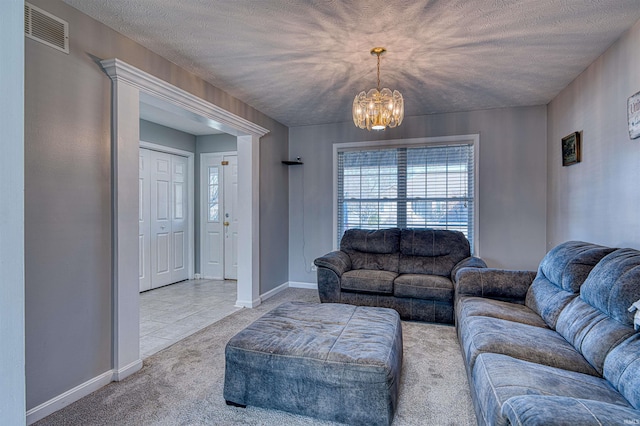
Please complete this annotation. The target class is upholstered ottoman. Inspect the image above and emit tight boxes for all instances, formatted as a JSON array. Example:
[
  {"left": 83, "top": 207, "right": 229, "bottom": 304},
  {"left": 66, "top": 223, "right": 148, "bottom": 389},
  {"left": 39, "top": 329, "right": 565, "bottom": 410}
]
[{"left": 223, "top": 301, "right": 403, "bottom": 425}]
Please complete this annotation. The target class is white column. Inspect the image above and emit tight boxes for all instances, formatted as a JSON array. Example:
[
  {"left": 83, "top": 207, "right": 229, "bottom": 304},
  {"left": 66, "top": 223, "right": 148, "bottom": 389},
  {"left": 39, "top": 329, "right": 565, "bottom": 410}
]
[
  {"left": 110, "top": 79, "right": 143, "bottom": 380},
  {"left": 235, "top": 135, "right": 261, "bottom": 307},
  {"left": 0, "top": 0, "right": 25, "bottom": 422}
]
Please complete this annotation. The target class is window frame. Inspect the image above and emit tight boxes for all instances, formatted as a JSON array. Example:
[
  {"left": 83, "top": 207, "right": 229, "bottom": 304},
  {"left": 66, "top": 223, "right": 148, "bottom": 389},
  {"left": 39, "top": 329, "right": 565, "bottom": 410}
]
[{"left": 333, "top": 134, "right": 480, "bottom": 254}]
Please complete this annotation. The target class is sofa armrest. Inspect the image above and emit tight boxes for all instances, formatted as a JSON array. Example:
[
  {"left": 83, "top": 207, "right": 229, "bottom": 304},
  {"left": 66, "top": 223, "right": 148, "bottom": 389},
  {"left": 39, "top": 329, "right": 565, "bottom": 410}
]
[
  {"left": 314, "top": 251, "right": 351, "bottom": 303},
  {"left": 455, "top": 268, "right": 537, "bottom": 304},
  {"left": 451, "top": 256, "right": 487, "bottom": 283},
  {"left": 502, "top": 395, "right": 640, "bottom": 426},
  {"left": 314, "top": 251, "right": 351, "bottom": 277}
]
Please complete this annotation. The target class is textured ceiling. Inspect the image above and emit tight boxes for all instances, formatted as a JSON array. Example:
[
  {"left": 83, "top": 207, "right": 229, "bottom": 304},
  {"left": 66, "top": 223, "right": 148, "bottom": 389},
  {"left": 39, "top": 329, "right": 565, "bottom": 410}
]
[{"left": 64, "top": 0, "right": 640, "bottom": 127}]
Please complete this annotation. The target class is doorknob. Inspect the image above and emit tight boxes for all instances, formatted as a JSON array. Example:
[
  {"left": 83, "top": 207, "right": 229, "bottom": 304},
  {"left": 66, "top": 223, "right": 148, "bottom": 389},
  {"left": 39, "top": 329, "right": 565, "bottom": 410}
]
[{"left": 224, "top": 221, "right": 230, "bottom": 226}]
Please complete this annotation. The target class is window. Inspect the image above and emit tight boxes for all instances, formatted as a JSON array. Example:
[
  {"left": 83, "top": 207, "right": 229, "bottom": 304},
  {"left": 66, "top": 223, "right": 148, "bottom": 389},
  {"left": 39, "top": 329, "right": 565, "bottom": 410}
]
[
  {"left": 208, "top": 166, "right": 219, "bottom": 222},
  {"left": 336, "top": 138, "right": 476, "bottom": 249}
]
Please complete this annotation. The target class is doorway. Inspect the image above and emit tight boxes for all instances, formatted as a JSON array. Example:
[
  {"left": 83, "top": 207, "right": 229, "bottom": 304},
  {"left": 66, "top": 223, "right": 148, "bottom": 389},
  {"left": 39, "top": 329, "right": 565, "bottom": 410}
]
[
  {"left": 102, "top": 58, "right": 268, "bottom": 381},
  {"left": 200, "top": 152, "right": 238, "bottom": 280}
]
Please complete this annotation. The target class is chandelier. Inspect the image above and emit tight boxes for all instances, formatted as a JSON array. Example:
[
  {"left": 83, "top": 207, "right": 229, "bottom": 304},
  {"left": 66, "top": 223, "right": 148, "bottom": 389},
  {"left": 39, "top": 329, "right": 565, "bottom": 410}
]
[{"left": 353, "top": 47, "right": 404, "bottom": 131}]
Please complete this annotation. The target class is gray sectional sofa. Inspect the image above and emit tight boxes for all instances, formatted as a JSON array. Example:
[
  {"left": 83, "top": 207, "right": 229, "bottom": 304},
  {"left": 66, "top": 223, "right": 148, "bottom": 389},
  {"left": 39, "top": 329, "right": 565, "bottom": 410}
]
[
  {"left": 314, "top": 228, "right": 486, "bottom": 323},
  {"left": 455, "top": 241, "right": 640, "bottom": 425}
]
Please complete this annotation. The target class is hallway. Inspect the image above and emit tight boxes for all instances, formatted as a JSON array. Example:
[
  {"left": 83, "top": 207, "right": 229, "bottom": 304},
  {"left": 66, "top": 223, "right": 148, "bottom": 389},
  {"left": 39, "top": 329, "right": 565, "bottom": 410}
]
[{"left": 139, "top": 279, "right": 240, "bottom": 358}]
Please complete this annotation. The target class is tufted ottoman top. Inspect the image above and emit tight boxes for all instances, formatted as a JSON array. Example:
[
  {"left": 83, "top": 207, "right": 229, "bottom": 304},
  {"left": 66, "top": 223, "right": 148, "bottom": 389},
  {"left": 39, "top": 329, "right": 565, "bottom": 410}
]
[
  {"left": 227, "top": 301, "right": 401, "bottom": 367},
  {"left": 224, "top": 301, "right": 403, "bottom": 425}
]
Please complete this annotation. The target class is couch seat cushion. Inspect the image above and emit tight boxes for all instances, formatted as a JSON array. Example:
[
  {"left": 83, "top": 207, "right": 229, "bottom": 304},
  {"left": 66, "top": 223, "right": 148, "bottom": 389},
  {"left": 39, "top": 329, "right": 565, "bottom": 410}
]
[
  {"left": 501, "top": 396, "right": 640, "bottom": 426},
  {"left": 393, "top": 274, "right": 453, "bottom": 302},
  {"left": 456, "top": 296, "right": 548, "bottom": 328},
  {"left": 459, "top": 315, "right": 598, "bottom": 376},
  {"left": 473, "top": 353, "right": 631, "bottom": 426},
  {"left": 341, "top": 269, "right": 397, "bottom": 294}
]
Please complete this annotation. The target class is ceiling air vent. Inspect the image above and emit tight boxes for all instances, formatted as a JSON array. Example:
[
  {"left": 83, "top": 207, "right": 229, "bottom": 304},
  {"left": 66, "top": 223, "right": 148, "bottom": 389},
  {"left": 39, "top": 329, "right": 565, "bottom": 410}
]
[{"left": 25, "top": 2, "right": 69, "bottom": 54}]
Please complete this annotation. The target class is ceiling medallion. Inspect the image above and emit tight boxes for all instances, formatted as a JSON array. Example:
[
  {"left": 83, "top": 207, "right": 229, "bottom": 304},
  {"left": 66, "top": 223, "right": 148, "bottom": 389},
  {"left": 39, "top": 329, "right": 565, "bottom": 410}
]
[{"left": 352, "top": 47, "right": 404, "bottom": 131}]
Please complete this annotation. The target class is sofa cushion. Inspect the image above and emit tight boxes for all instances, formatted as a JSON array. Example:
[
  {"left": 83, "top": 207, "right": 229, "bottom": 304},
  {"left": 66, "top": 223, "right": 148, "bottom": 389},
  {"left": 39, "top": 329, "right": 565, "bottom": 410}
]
[
  {"left": 549, "top": 249, "right": 640, "bottom": 375},
  {"left": 393, "top": 274, "right": 453, "bottom": 302},
  {"left": 473, "top": 353, "right": 631, "bottom": 426},
  {"left": 459, "top": 315, "right": 598, "bottom": 376},
  {"left": 580, "top": 248, "right": 640, "bottom": 327},
  {"left": 456, "top": 297, "right": 548, "bottom": 328},
  {"left": 555, "top": 297, "right": 636, "bottom": 376},
  {"left": 501, "top": 396, "right": 640, "bottom": 426},
  {"left": 525, "top": 241, "right": 615, "bottom": 328},
  {"left": 341, "top": 269, "right": 397, "bottom": 294},
  {"left": 604, "top": 333, "right": 640, "bottom": 410},
  {"left": 398, "top": 229, "right": 470, "bottom": 275},
  {"left": 341, "top": 228, "right": 400, "bottom": 272}
]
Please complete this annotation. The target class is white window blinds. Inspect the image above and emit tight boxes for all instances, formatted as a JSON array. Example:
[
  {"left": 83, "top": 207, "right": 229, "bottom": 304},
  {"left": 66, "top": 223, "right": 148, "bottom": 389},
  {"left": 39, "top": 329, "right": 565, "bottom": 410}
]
[{"left": 337, "top": 143, "right": 475, "bottom": 248}]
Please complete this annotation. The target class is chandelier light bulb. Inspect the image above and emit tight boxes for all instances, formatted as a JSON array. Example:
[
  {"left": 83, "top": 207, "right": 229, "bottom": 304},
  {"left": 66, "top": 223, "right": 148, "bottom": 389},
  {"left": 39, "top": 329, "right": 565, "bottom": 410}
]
[{"left": 352, "top": 47, "right": 404, "bottom": 131}]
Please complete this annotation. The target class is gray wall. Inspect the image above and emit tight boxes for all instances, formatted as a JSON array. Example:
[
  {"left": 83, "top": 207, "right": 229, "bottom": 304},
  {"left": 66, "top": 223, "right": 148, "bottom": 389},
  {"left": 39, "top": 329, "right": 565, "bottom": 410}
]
[
  {"left": 197, "top": 133, "right": 238, "bottom": 153},
  {"left": 194, "top": 134, "right": 239, "bottom": 272},
  {"left": 0, "top": 0, "right": 26, "bottom": 423},
  {"left": 547, "top": 19, "right": 640, "bottom": 250},
  {"left": 25, "top": 0, "right": 288, "bottom": 410},
  {"left": 140, "top": 119, "right": 197, "bottom": 152},
  {"left": 288, "top": 106, "right": 548, "bottom": 283}
]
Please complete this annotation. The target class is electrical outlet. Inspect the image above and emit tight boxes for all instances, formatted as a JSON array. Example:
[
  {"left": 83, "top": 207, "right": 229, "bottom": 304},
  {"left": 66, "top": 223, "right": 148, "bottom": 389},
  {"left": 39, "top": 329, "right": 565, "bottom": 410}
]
[{"left": 311, "top": 262, "right": 317, "bottom": 272}]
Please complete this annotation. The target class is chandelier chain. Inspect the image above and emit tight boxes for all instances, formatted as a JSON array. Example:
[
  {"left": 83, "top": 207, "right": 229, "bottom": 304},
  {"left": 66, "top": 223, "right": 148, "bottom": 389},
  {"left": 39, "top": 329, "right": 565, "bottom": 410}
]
[{"left": 376, "top": 53, "right": 381, "bottom": 91}]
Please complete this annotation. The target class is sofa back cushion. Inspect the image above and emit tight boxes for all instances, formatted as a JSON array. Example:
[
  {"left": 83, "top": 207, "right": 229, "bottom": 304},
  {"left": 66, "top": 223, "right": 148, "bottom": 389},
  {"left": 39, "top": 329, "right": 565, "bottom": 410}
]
[
  {"left": 398, "top": 229, "right": 470, "bottom": 276},
  {"left": 604, "top": 333, "right": 640, "bottom": 410},
  {"left": 555, "top": 248, "right": 640, "bottom": 375},
  {"left": 525, "top": 241, "right": 615, "bottom": 328},
  {"left": 340, "top": 228, "right": 400, "bottom": 271},
  {"left": 580, "top": 248, "right": 640, "bottom": 326}
]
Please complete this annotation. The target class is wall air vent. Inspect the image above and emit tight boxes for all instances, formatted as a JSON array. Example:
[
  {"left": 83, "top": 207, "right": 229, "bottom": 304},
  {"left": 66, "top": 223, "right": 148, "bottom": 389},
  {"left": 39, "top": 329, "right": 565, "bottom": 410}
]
[{"left": 25, "top": 2, "right": 69, "bottom": 54}]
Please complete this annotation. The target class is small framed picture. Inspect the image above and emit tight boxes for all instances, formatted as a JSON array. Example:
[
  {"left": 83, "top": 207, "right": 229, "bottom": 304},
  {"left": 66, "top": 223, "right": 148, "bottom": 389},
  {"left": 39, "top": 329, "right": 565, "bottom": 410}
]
[{"left": 562, "top": 132, "right": 581, "bottom": 166}]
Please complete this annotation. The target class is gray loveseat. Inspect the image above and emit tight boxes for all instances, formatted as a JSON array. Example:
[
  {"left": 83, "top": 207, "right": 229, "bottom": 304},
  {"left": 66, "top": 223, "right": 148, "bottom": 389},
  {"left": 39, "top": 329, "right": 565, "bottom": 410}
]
[
  {"left": 455, "top": 241, "right": 640, "bottom": 425},
  {"left": 314, "top": 228, "right": 486, "bottom": 323}
]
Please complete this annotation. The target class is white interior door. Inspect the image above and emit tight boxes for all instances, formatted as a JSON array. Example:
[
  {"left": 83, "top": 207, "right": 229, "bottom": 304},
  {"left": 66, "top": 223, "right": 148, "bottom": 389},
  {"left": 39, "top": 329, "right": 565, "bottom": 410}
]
[
  {"left": 140, "top": 148, "right": 190, "bottom": 291},
  {"left": 150, "top": 150, "right": 173, "bottom": 288},
  {"left": 171, "top": 155, "right": 189, "bottom": 282},
  {"left": 200, "top": 152, "right": 238, "bottom": 280},
  {"left": 223, "top": 155, "right": 238, "bottom": 280},
  {"left": 201, "top": 154, "right": 224, "bottom": 279},
  {"left": 139, "top": 150, "right": 152, "bottom": 292}
]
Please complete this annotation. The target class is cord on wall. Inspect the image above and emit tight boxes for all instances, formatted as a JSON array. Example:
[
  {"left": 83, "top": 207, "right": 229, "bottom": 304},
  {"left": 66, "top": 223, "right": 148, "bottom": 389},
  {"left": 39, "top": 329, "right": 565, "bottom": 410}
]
[{"left": 300, "top": 163, "right": 312, "bottom": 273}]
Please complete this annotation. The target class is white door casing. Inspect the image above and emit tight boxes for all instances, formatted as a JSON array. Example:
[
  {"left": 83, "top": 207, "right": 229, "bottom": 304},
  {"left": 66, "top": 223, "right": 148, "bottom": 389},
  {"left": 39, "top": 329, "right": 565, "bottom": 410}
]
[
  {"left": 224, "top": 155, "right": 238, "bottom": 280},
  {"left": 102, "top": 59, "right": 267, "bottom": 384}
]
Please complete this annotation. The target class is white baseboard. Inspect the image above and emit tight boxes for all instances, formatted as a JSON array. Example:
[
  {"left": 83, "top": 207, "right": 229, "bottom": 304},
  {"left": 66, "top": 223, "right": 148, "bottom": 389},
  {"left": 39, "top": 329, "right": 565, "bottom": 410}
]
[
  {"left": 235, "top": 297, "right": 261, "bottom": 308},
  {"left": 288, "top": 281, "right": 318, "bottom": 290},
  {"left": 260, "top": 282, "right": 289, "bottom": 302},
  {"left": 26, "top": 370, "right": 114, "bottom": 425},
  {"left": 112, "top": 359, "right": 143, "bottom": 381},
  {"left": 260, "top": 281, "right": 318, "bottom": 302}
]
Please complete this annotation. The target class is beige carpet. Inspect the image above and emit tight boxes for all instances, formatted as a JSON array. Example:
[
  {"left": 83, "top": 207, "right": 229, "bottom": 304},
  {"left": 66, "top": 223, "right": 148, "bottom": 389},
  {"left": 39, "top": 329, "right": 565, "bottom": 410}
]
[{"left": 36, "top": 288, "right": 476, "bottom": 425}]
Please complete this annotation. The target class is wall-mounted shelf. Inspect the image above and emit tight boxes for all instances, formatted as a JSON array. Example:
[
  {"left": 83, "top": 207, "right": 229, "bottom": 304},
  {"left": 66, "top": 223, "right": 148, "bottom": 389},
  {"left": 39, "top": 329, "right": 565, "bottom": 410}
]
[{"left": 282, "top": 157, "right": 303, "bottom": 165}]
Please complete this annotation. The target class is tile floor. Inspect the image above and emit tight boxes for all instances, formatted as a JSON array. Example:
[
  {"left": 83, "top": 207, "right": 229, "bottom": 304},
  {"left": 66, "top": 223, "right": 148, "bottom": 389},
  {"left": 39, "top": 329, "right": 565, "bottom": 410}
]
[{"left": 139, "top": 279, "right": 241, "bottom": 358}]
